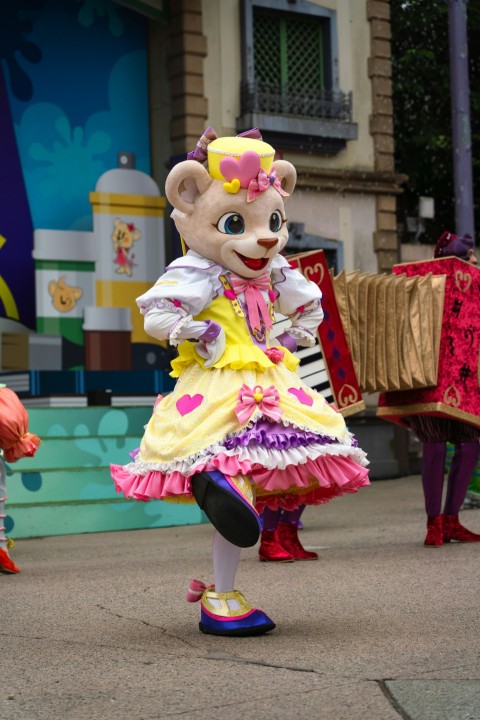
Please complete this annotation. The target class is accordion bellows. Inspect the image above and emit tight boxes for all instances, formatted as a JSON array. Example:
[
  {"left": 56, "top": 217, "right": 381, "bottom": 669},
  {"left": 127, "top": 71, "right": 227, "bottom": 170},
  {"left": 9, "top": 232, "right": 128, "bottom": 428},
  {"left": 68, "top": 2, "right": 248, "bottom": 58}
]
[
  {"left": 377, "top": 257, "right": 480, "bottom": 428},
  {"left": 285, "top": 252, "right": 479, "bottom": 428},
  {"left": 333, "top": 267, "right": 446, "bottom": 394}
]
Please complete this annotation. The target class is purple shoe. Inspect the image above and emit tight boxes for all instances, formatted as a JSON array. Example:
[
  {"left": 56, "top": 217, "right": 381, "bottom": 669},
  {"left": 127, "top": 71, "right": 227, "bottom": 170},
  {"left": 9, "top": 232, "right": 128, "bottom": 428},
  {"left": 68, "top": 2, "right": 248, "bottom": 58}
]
[
  {"left": 199, "top": 588, "right": 276, "bottom": 637},
  {"left": 191, "top": 471, "right": 260, "bottom": 547}
]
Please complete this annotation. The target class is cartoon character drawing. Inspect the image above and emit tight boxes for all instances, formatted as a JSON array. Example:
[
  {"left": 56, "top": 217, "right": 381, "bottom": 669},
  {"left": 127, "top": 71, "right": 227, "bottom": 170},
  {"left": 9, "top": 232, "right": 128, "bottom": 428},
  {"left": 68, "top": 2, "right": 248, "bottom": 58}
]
[
  {"left": 112, "top": 218, "right": 140, "bottom": 276},
  {"left": 48, "top": 275, "right": 82, "bottom": 313}
]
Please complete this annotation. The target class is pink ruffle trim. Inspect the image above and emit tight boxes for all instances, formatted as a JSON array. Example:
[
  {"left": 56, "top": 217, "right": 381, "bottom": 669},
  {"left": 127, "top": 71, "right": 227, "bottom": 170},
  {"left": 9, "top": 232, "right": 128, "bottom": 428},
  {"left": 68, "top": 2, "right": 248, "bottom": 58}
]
[
  {"left": 111, "top": 465, "right": 193, "bottom": 502},
  {"left": 111, "top": 452, "right": 369, "bottom": 508}
]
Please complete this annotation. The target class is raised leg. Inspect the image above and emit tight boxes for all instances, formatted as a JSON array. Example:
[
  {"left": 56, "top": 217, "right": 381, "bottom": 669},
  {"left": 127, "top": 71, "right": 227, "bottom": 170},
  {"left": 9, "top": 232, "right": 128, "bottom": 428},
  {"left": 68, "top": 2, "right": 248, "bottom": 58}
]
[{"left": 191, "top": 471, "right": 261, "bottom": 547}]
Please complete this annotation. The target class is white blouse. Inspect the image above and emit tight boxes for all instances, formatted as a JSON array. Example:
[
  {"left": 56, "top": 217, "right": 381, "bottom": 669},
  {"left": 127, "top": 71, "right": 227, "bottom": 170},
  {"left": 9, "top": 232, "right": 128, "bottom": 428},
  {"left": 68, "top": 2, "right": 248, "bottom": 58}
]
[{"left": 136, "top": 250, "right": 323, "bottom": 347}]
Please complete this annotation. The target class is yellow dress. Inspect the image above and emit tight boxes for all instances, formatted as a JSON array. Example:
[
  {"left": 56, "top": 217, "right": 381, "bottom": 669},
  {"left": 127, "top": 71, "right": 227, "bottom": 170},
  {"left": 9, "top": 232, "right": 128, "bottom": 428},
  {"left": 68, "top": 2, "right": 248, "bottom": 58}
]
[{"left": 112, "top": 289, "right": 369, "bottom": 511}]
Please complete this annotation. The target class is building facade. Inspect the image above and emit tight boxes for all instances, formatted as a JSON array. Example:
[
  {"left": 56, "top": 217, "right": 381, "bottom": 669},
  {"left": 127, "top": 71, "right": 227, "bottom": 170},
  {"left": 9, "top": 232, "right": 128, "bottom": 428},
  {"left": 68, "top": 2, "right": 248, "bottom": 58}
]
[{"left": 157, "top": 0, "right": 404, "bottom": 273}]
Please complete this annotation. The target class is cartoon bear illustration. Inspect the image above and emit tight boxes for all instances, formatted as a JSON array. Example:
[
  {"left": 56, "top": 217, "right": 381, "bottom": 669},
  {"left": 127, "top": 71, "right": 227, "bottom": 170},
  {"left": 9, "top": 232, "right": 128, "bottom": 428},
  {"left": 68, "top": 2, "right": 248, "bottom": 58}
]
[
  {"left": 48, "top": 276, "right": 82, "bottom": 313},
  {"left": 112, "top": 218, "right": 141, "bottom": 276}
]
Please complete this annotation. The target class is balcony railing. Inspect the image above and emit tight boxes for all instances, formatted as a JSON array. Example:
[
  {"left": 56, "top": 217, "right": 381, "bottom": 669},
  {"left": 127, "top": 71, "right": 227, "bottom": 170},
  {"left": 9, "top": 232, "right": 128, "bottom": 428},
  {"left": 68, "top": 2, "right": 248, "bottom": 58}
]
[{"left": 240, "top": 82, "right": 353, "bottom": 122}]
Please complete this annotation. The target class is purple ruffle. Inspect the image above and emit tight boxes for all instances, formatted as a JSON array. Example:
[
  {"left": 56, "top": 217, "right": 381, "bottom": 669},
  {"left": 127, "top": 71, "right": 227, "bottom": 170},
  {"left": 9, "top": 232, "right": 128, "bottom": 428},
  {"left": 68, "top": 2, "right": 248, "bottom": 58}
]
[{"left": 224, "top": 419, "right": 339, "bottom": 451}]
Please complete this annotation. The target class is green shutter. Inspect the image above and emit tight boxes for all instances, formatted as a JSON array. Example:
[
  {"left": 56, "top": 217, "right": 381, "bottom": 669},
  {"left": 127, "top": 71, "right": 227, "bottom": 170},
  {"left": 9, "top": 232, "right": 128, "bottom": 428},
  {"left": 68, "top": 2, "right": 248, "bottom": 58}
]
[
  {"left": 253, "top": 11, "right": 282, "bottom": 88},
  {"left": 285, "top": 16, "right": 324, "bottom": 92},
  {"left": 252, "top": 9, "right": 326, "bottom": 115}
]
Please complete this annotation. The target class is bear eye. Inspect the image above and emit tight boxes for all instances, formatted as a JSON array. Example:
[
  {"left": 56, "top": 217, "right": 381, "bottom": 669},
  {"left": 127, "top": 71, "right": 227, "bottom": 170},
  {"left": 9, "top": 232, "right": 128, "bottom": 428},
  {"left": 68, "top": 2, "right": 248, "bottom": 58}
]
[
  {"left": 269, "top": 211, "right": 283, "bottom": 232},
  {"left": 217, "top": 212, "right": 245, "bottom": 235}
]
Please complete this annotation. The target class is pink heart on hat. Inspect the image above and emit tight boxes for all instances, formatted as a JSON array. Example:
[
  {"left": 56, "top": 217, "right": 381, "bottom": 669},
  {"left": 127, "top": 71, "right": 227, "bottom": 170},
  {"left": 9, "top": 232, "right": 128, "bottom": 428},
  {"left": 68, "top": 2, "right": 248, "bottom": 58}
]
[
  {"left": 220, "top": 151, "right": 261, "bottom": 189},
  {"left": 288, "top": 387, "right": 314, "bottom": 406},
  {"left": 176, "top": 393, "right": 204, "bottom": 416}
]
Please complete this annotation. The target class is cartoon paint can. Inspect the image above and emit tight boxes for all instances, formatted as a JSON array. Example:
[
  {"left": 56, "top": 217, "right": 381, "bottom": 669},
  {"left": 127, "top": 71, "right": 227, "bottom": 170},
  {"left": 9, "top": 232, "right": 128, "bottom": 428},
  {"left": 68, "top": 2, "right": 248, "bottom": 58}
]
[
  {"left": 83, "top": 306, "right": 132, "bottom": 371},
  {"left": 33, "top": 229, "right": 96, "bottom": 346},
  {"left": 89, "top": 155, "right": 166, "bottom": 344}
]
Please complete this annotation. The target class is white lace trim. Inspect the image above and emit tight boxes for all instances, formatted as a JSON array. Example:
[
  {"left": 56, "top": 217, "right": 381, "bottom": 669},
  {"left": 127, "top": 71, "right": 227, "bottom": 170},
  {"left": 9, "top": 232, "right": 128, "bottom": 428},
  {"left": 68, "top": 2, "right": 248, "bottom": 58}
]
[
  {"left": 139, "top": 298, "right": 177, "bottom": 316},
  {"left": 125, "top": 440, "right": 368, "bottom": 476},
  {"left": 288, "top": 326, "right": 316, "bottom": 347},
  {"left": 125, "top": 413, "right": 361, "bottom": 475},
  {"left": 169, "top": 314, "right": 194, "bottom": 347}
]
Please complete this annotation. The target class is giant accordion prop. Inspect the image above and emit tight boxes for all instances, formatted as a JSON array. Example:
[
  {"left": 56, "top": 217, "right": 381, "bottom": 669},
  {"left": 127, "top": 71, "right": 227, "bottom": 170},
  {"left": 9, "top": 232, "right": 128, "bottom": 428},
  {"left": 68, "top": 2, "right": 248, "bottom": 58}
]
[{"left": 291, "top": 251, "right": 479, "bottom": 428}]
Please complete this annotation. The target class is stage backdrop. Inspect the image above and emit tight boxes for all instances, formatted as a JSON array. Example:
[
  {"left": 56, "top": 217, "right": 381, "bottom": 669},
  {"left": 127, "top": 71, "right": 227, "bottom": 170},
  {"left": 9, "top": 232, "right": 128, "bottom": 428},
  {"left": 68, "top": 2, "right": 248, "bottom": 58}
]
[{"left": 0, "top": 0, "right": 150, "bottom": 328}]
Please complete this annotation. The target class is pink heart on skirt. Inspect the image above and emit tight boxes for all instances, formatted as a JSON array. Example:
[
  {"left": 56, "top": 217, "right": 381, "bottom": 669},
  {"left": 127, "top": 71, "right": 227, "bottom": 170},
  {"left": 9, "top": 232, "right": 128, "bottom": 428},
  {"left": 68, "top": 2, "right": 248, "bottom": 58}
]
[
  {"left": 288, "top": 387, "right": 314, "bottom": 406},
  {"left": 176, "top": 393, "right": 204, "bottom": 416}
]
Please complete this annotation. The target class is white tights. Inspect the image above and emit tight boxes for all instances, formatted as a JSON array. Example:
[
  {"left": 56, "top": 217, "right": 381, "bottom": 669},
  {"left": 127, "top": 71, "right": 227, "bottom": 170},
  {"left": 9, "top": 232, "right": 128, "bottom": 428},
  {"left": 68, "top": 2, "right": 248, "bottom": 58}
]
[{"left": 212, "top": 530, "right": 241, "bottom": 593}]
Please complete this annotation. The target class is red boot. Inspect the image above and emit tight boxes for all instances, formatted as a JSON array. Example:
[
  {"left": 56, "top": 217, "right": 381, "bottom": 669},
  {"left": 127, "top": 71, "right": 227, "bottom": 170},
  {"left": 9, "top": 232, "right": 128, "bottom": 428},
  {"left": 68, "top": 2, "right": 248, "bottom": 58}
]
[
  {"left": 443, "top": 514, "right": 480, "bottom": 543},
  {"left": 277, "top": 521, "right": 319, "bottom": 560},
  {"left": 258, "top": 529, "right": 294, "bottom": 562},
  {"left": 0, "top": 547, "right": 20, "bottom": 573},
  {"left": 424, "top": 515, "right": 443, "bottom": 547}
]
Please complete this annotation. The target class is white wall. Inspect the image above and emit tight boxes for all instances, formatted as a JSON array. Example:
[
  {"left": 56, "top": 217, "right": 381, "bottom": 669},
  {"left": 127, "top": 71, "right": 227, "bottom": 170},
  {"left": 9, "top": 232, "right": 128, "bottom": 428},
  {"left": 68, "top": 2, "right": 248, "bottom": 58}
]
[
  {"left": 202, "top": 0, "right": 375, "bottom": 172},
  {"left": 202, "top": 0, "right": 378, "bottom": 274},
  {"left": 288, "top": 190, "right": 378, "bottom": 273}
]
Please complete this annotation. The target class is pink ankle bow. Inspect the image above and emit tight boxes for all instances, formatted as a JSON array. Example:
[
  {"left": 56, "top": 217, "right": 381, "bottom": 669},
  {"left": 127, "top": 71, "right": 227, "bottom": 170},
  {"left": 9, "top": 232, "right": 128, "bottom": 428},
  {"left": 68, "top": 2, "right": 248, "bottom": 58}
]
[{"left": 186, "top": 579, "right": 213, "bottom": 603}]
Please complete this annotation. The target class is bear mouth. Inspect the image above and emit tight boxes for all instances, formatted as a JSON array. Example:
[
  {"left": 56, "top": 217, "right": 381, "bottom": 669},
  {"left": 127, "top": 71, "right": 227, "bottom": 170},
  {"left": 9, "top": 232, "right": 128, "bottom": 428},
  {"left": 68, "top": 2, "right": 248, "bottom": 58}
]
[{"left": 235, "top": 252, "right": 269, "bottom": 271}]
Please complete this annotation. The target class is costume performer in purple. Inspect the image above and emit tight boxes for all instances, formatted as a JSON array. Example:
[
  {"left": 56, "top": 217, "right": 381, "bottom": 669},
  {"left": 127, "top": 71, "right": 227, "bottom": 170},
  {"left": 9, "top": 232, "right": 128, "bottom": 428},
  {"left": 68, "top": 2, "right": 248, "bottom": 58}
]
[
  {"left": 379, "top": 231, "right": 479, "bottom": 547},
  {"left": 411, "top": 233, "right": 480, "bottom": 546}
]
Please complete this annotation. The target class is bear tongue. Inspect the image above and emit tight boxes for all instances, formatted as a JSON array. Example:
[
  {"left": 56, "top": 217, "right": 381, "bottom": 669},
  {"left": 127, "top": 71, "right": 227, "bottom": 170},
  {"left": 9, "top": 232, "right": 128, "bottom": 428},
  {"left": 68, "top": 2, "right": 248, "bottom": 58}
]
[{"left": 235, "top": 252, "right": 269, "bottom": 271}]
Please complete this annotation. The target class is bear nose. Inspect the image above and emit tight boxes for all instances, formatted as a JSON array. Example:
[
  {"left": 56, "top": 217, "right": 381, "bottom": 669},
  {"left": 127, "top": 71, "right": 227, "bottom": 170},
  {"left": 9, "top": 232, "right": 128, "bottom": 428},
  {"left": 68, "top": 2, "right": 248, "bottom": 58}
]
[{"left": 257, "top": 238, "right": 278, "bottom": 249}]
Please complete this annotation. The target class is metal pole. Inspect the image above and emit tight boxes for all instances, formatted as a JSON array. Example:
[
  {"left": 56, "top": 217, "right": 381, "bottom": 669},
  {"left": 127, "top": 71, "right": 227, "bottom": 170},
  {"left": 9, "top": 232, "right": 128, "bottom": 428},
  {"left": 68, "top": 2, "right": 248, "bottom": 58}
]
[{"left": 447, "top": 0, "right": 475, "bottom": 241}]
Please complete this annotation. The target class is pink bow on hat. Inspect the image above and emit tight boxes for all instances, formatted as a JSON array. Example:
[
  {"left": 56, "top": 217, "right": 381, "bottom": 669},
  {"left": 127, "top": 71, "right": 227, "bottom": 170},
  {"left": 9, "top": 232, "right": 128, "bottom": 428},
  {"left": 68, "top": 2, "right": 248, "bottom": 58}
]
[
  {"left": 235, "top": 384, "right": 283, "bottom": 424},
  {"left": 247, "top": 168, "right": 288, "bottom": 203}
]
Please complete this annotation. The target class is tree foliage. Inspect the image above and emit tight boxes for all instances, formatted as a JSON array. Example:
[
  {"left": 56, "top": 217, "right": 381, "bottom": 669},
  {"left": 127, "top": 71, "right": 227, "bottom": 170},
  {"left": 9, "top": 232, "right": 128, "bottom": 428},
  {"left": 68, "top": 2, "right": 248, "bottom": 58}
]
[{"left": 391, "top": 0, "right": 480, "bottom": 243}]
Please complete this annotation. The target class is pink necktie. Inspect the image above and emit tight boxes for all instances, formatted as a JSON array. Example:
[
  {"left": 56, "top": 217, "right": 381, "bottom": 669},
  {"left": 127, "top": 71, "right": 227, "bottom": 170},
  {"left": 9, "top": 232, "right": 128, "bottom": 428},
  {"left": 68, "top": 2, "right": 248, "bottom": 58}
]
[{"left": 229, "top": 272, "right": 272, "bottom": 332}]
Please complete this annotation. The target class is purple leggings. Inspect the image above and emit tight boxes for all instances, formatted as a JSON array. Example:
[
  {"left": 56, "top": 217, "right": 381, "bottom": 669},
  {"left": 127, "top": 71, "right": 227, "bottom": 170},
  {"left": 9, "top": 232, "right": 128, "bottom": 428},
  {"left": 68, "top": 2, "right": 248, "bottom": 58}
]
[
  {"left": 408, "top": 417, "right": 480, "bottom": 517},
  {"left": 262, "top": 505, "right": 305, "bottom": 531},
  {"left": 422, "top": 441, "right": 480, "bottom": 516}
]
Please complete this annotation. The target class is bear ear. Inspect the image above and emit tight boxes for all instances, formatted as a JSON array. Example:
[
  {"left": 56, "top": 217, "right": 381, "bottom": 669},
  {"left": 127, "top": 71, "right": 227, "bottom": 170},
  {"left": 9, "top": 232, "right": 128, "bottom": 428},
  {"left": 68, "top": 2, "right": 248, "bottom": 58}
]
[
  {"left": 165, "top": 160, "right": 213, "bottom": 214},
  {"left": 272, "top": 160, "right": 297, "bottom": 198}
]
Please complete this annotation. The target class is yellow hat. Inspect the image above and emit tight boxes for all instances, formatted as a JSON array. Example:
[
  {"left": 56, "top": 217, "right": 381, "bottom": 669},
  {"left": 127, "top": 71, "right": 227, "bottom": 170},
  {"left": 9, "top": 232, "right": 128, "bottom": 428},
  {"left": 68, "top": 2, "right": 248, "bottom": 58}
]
[{"left": 207, "top": 136, "right": 275, "bottom": 182}]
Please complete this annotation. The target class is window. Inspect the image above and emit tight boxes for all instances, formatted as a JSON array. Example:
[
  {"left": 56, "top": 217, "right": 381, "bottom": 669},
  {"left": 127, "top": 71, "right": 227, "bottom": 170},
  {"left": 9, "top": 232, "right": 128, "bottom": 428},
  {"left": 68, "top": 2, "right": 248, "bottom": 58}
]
[
  {"left": 238, "top": 0, "right": 357, "bottom": 152},
  {"left": 252, "top": 8, "right": 329, "bottom": 117}
]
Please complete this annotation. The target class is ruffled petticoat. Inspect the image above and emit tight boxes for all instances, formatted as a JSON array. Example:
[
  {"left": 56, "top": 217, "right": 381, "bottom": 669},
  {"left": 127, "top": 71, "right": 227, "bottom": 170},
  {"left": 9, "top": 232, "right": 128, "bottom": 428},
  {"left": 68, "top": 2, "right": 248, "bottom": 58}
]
[{"left": 111, "top": 360, "right": 369, "bottom": 511}]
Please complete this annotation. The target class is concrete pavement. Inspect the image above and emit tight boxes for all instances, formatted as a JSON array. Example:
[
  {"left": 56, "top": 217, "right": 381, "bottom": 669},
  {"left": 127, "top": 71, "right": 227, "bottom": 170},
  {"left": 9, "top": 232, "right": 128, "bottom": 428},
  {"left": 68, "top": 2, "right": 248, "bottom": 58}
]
[{"left": 1, "top": 476, "right": 480, "bottom": 720}]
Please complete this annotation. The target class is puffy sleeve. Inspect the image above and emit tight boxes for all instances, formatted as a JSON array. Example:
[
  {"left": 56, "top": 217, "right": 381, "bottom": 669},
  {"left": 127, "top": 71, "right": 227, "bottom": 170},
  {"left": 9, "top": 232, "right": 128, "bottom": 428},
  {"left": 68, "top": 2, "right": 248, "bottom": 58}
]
[
  {"left": 136, "top": 253, "right": 224, "bottom": 345},
  {"left": 270, "top": 254, "right": 324, "bottom": 347}
]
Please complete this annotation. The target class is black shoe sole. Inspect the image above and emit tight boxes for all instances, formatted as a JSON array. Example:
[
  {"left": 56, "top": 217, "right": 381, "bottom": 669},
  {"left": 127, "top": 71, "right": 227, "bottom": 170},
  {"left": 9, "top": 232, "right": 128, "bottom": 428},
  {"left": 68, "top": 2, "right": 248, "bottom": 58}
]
[
  {"left": 199, "top": 622, "right": 276, "bottom": 636},
  {"left": 191, "top": 472, "right": 260, "bottom": 548}
]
